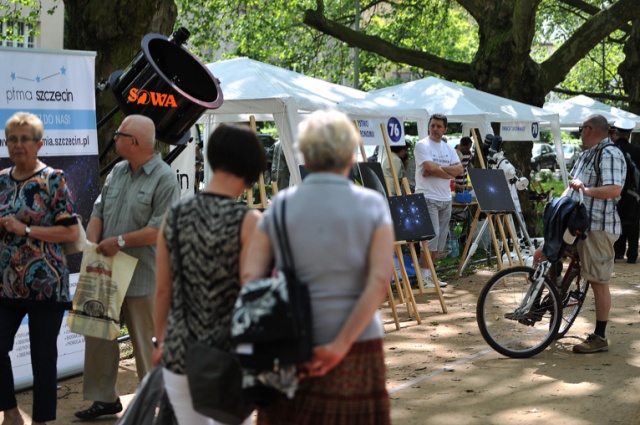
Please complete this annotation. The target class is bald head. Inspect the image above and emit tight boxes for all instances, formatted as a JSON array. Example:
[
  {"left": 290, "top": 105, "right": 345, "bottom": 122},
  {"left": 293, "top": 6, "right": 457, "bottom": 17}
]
[
  {"left": 581, "top": 114, "right": 609, "bottom": 148},
  {"left": 122, "top": 115, "right": 156, "bottom": 149}
]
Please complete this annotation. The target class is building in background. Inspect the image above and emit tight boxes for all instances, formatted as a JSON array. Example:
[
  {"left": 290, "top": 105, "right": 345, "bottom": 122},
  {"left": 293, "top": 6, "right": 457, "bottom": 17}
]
[{"left": 0, "top": 0, "right": 64, "bottom": 50}]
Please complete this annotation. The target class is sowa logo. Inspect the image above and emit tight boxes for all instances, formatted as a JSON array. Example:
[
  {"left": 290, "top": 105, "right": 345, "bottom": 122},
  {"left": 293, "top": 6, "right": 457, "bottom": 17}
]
[{"left": 127, "top": 88, "right": 178, "bottom": 107}]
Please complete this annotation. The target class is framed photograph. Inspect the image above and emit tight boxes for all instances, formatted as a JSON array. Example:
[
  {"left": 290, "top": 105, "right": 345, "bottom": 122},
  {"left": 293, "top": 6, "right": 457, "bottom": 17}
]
[
  {"left": 468, "top": 168, "right": 517, "bottom": 213},
  {"left": 387, "top": 194, "right": 435, "bottom": 242}
]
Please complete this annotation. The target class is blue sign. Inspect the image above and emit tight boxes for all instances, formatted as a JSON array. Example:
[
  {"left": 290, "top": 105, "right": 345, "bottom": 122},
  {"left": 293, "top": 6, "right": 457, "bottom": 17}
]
[{"left": 386, "top": 117, "right": 403, "bottom": 143}]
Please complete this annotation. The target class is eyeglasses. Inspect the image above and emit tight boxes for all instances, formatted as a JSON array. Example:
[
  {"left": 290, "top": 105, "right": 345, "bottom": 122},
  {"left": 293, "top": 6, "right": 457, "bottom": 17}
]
[
  {"left": 114, "top": 131, "right": 135, "bottom": 140},
  {"left": 578, "top": 125, "right": 592, "bottom": 133},
  {"left": 6, "top": 136, "right": 37, "bottom": 146}
]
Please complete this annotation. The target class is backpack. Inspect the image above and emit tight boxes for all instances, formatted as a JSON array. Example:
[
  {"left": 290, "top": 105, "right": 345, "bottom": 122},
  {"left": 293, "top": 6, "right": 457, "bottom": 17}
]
[{"left": 595, "top": 141, "right": 640, "bottom": 222}]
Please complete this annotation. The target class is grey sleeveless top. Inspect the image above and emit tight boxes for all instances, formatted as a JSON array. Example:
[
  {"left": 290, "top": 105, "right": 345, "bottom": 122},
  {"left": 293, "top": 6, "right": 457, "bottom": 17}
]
[{"left": 161, "top": 193, "right": 247, "bottom": 374}]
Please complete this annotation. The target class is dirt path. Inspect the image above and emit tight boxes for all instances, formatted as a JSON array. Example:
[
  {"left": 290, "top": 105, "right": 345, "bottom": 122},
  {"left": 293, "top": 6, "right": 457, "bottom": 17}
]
[{"left": 4, "top": 263, "right": 640, "bottom": 425}]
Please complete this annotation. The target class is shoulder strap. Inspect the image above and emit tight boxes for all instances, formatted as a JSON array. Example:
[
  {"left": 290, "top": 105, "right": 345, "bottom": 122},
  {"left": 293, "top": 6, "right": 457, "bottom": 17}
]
[
  {"left": 593, "top": 141, "right": 615, "bottom": 186},
  {"left": 272, "top": 197, "right": 295, "bottom": 272}
]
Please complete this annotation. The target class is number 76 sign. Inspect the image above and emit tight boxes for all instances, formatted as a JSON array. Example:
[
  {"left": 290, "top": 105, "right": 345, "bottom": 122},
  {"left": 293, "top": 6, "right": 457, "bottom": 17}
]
[{"left": 353, "top": 116, "right": 406, "bottom": 146}]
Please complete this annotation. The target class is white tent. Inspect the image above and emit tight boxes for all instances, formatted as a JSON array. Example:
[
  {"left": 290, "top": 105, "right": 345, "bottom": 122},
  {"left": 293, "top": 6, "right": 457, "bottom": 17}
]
[
  {"left": 199, "top": 57, "right": 428, "bottom": 184},
  {"left": 544, "top": 95, "right": 640, "bottom": 130},
  {"left": 372, "top": 77, "right": 567, "bottom": 184}
]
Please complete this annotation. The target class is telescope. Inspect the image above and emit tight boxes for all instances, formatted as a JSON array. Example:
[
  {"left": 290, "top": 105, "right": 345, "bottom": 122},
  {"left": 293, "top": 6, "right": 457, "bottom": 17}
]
[
  {"left": 484, "top": 134, "right": 529, "bottom": 191},
  {"left": 98, "top": 27, "right": 223, "bottom": 175}
]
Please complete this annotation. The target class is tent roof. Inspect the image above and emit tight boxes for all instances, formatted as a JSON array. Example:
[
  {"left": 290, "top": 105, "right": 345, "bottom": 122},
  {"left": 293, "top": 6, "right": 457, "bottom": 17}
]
[
  {"left": 371, "top": 76, "right": 559, "bottom": 124},
  {"left": 543, "top": 95, "right": 640, "bottom": 130},
  {"left": 203, "top": 57, "right": 426, "bottom": 120}
]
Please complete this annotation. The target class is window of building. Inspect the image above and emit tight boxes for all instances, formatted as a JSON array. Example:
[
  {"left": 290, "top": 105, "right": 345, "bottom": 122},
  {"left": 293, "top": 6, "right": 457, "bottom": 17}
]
[{"left": 1, "top": 20, "right": 36, "bottom": 48}]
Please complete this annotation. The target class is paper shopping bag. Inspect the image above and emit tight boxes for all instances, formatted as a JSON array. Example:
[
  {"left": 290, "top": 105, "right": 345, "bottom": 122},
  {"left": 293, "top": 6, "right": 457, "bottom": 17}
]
[{"left": 67, "top": 244, "right": 138, "bottom": 340}]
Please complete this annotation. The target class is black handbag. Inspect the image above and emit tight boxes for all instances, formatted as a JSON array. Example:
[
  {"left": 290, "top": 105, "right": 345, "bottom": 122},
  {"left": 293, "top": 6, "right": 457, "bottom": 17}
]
[
  {"left": 169, "top": 202, "right": 254, "bottom": 424},
  {"left": 186, "top": 340, "right": 254, "bottom": 425},
  {"left": 231, "top": 197, "right": 313, "bottom": 371}
]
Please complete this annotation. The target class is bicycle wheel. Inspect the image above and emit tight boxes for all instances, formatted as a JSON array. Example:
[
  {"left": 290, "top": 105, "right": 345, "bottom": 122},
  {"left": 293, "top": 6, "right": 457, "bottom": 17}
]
[
  {"left": 477, "top": 266, "right": 562, "bottom": 358},
  {"left": 555, "top": 268, "right": 590, "bottom": 338}
]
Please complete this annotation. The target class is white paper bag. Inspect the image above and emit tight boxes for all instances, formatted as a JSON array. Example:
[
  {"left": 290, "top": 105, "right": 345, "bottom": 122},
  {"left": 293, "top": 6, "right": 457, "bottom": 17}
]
[{"left": 67, "top": 244, "right": 138, "bottom": 340}]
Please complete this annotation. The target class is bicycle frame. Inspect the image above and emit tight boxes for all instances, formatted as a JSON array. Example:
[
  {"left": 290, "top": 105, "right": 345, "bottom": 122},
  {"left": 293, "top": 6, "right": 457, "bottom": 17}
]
[{"left": 514, "top": 261, "right": 552, "bottom": 314}]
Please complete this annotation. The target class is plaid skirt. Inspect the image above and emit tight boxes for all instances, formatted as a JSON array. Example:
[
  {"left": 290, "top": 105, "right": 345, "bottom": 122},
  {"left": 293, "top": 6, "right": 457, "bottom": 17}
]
[{"left": 257, "top": 338, "right": 390, "bottom": 425}]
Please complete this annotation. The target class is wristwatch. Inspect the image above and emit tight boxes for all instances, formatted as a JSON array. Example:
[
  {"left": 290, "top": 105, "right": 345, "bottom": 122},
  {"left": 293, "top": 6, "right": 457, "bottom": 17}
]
[
  {"left": 25, "top": 225, "right": 31, "bottom": 236},
  {"left": 117, "top": 235, "right": 125, "bottom": 248},
  {"left": 152, "top": 336, "right": 164, "bottom": 349}
]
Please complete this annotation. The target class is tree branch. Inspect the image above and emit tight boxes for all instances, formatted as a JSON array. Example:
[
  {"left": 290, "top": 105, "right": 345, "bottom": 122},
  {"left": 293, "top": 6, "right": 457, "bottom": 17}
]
[
  {"left": 557, "top": 0, "right": 631, "bottom": 34},
  {"left": 552, "top": 86, "right": 629, "bottom": 102},
  {"left": 542, "top": 0, "right": 640, "bottom": 88},
  {"left": 303, "top": 2, "right": 472, "bottom": 81}
]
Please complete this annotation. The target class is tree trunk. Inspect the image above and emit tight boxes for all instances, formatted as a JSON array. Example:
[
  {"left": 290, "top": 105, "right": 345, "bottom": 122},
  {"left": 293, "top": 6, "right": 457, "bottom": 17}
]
[
  {"left": 619, "top": 19, "right": 640, "bottom": 144},
  {"left": 62, "top": 0, "right": 177, "bottom": 170}
]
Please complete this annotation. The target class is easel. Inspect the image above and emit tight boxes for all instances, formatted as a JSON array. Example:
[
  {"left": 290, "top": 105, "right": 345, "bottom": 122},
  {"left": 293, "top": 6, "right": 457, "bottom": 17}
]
[
  {"left": 456, "top": 207, "right": 524, "bottom": 276},
  {"left": 456, "top": 128, "right": 524, "bottom": 276},
  {"left": 379, "top": 123, "right": 447, "bottom": 315},
  {"left": 353, "top": 121, "right": 422, "bottom": 329},
  {"left": 245, "top": 116, "right": 269, "bottom": 209}
]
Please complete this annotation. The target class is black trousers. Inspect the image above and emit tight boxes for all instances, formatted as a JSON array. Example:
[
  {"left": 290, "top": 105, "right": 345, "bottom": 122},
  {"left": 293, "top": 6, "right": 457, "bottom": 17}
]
[
  {"left": 0, "top": 304, "right": 64, "bottom": 422},
  {"left": 615, "top": 218, "right": 640, "bottom": 262}
]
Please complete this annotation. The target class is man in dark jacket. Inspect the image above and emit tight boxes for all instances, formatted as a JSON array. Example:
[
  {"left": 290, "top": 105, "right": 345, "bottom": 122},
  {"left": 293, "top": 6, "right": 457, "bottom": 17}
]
[{"left": 611, "top": 118, "right": 640, "bottom": 263}]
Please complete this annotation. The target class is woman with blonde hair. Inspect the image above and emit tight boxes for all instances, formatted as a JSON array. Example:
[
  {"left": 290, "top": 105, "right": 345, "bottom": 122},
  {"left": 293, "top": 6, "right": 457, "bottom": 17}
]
[{"left": 242, "top": 109, "right": 395, "bottom": 425}]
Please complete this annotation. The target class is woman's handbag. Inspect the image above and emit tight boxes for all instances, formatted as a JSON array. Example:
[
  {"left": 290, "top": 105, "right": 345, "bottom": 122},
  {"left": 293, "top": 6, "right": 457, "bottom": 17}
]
[
  {"left": 186, "top": 340, "right": 254, "bottom": 425},
  {"left": 116, "top": 366, "right": 177, "bottom": 425},
  {"left": 231, "top": 197, "right": 313, "bottom": 371}
]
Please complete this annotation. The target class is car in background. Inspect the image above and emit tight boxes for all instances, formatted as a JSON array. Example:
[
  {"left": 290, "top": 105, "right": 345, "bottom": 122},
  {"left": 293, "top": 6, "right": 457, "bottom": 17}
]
[
  {"left": 563, "top": 144, "right": 581, "bottom": 170},
  {"left": 531, "top": 142, "right": 557, "bottom": 172}
]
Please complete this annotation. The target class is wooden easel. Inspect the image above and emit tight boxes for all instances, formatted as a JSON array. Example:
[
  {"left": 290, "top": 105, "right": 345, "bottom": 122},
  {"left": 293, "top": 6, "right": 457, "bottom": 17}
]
[
  {"left": 380, "top": 123, "right": 447, "bottom": 314},
  {"left": 353, "top": 121, "right": 423, "bottom": 328},
  {"left": 245, "top": 116, "right": 269, "bottom": 208},
  {"left": 455, "top": 128, "right": 524, "bottom": 276}
]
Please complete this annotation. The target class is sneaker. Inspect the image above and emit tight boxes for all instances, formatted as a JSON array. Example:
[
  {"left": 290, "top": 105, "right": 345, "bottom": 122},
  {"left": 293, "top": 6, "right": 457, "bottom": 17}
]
[
  {"left": 572, "top": 333, "right": 609, "bottom": 354},
  {"left": 75, "top": 398, "right": 123, "bottom": 420},
  {"left": 422, "top": 276, "right": 448, "bottom": 289}
]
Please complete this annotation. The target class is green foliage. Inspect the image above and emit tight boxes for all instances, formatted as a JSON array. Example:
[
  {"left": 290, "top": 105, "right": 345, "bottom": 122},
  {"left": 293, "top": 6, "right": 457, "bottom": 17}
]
[
  {"left": 174, "top": 0, "right": 478, "bottom": 89},
  {"left": 535, "top": 0, "right": 627, "bottom": 98},
  {"left": 536, "top": 169, "right": 555, "bottom": 182}
]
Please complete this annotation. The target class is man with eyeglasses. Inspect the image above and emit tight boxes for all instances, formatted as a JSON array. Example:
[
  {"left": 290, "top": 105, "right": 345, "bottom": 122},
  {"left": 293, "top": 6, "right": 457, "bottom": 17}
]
[
  {"left": 566, "top": 114, "right": 626, "bottom": 354},
  {"left": 75, "top": 115, "right": 180, "bottom": 420}
]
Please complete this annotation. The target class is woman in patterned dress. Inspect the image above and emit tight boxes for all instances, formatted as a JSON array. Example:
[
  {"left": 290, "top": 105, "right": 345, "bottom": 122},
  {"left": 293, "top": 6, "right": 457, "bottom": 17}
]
[
  {"left": 0, "top": 112, "right": 80, "bottom": 425},
  {"left": 152, "top": 124, "right": 265, "bottom": 425}
]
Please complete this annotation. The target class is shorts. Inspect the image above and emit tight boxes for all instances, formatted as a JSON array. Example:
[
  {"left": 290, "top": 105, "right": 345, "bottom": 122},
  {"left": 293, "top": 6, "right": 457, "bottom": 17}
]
[
  {"left": 576, "top": 230, "right": 619, "bottom": 284},
  {"left": 425, "top": 197, "right": 452, "bottom": 253}
]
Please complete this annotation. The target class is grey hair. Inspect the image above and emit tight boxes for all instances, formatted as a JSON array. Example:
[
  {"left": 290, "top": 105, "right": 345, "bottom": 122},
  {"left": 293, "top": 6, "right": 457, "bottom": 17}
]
[
  {"left": 297, "top": 110, "right": 359, "bottom": 172},
  {"left": 5, "top": 112, "right": 44, "bottom": 140}
]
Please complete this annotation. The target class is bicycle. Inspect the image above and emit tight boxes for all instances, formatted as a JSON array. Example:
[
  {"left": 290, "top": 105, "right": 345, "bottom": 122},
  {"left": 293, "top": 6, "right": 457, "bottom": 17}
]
[{"left": 476, "top": 192, "right": 591, "bottom": 358}]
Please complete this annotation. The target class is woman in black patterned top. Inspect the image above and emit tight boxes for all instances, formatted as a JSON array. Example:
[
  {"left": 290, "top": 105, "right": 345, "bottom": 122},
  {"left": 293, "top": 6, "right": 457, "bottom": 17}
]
[{"left": 152, "top": 124, "right": 265, "bottom": 425}]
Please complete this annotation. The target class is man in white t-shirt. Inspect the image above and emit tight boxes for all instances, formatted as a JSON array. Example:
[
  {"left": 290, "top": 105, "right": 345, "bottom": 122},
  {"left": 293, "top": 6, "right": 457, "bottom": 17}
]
[{"left": 414, "top": 113, "right": 463, "bottom": 288}]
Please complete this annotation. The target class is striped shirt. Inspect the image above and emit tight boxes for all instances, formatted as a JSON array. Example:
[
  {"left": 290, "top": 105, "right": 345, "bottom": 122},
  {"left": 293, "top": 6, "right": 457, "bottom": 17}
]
[{"left": 568, "top": 138, "right": 626, "bottom": 235}]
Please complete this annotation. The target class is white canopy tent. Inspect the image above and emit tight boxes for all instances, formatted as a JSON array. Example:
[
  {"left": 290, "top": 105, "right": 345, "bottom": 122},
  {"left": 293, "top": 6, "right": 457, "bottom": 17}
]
[
  {"left": 372, "top": 77, "right": 567, "bottom": 185},
  {"left": 544, "top": 95, "right": 640, "bottom": 130},
  {"left": 199, "top": 57, "right": 429, "bottom": 184}
]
